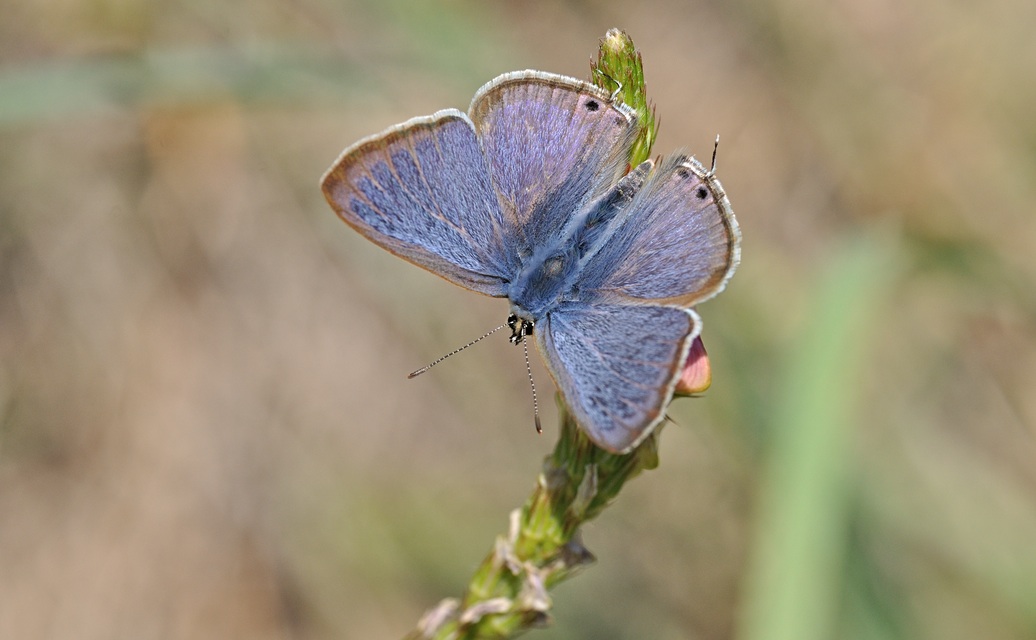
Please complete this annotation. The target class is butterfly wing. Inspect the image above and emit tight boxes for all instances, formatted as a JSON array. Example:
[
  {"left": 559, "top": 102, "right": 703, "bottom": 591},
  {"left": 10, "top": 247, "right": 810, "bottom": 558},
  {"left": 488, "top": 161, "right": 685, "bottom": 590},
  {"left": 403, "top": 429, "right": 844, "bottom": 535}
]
[
  {"left": 537, "top": 155, "right": 739, "bottom": 452},
  {"left": 538, "top": 303, "right": 700, "bottom": 453},
  {"left": 576, "top": 154, "right": 741, "bottom": 307},
  {"left": 321, "top": 109, "right": 515, "bottom": 296},
  {"left": 468, "top": 71, "right": 640, "bottom": 262}
]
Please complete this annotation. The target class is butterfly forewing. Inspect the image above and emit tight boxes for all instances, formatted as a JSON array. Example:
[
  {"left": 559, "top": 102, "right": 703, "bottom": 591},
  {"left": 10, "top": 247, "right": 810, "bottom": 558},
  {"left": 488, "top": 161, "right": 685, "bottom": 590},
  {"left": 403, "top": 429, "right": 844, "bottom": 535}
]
[
  {"left": 575, "top": 154, "right": 741, "bottom": 307},
  {"left": 469, "top": 72, "right": 640, "bottom": 262},
  {"left": 321, "top": 110, "right": 515, "bottom": 296}
]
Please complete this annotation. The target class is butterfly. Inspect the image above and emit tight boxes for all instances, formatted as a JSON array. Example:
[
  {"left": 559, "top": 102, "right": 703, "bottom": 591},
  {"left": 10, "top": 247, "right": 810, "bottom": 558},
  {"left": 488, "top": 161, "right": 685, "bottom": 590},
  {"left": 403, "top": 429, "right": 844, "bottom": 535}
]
[{"left": 321, "top": 70, "right": 741, "bottom": 453}]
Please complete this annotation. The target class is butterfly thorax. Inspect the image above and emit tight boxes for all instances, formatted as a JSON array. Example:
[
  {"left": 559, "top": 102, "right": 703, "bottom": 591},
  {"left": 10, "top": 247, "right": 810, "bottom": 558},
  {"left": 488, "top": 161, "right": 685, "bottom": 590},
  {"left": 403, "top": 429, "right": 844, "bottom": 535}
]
[
  {"left": 507, "top": 159, "right": 657, "bottom": 324},
  {"left": 507, "top": 243, "right": 581, "bottom": 322}
]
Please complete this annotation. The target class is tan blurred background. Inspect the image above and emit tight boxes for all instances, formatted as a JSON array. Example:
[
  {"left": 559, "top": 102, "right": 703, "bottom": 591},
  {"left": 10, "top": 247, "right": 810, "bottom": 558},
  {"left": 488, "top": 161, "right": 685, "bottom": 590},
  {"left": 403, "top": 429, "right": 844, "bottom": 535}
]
[{"left": 1, "top": 0, "right": 1035, "bottom": 638}]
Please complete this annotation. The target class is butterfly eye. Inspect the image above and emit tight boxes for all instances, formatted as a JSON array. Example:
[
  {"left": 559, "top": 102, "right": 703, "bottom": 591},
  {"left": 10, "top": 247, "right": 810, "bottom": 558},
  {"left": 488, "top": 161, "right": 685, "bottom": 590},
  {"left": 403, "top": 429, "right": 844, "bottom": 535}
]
[{"left": 584, "top": 99, "right": 600, "bottom": 112}]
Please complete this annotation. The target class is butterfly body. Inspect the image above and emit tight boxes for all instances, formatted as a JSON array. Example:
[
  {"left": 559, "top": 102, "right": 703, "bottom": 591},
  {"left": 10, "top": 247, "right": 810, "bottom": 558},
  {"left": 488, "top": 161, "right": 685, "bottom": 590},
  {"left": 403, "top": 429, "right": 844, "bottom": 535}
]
[
  {"left": 506, "top": 159, "right": 654, "bottom": 323},
  {"left": 322, "top": 71, "right": 740, "bottom": 453}
]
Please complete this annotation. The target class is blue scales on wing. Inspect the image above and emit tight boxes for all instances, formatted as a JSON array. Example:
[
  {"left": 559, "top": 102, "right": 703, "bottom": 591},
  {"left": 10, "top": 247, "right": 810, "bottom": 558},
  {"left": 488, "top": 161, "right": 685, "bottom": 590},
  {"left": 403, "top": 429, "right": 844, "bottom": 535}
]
[
  {"left": 321, "top": 110, "right": 516, "bottom": 297},
  {"left": 468, "top": 72, "right": 640, "bottom": 264},
  {"left": 575, "top": 154, "right": 741, "bottom": 307},
  {"left": 535, "top": 154, "right": 740, "bottom": 452},
  {"left": 538, "top": 303, "right": 700, "bottom": 452}
]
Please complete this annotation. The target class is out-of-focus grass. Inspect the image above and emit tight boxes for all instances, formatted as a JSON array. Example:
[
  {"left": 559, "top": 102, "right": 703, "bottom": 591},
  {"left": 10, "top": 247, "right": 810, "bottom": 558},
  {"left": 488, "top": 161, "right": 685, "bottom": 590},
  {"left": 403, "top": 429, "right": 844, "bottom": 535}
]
[
  {"left": 737, "top": 233, "right": 898, "bottom": 640},
  {"left": 1, "top": 0, "right": 1035, "bottom": 639}
]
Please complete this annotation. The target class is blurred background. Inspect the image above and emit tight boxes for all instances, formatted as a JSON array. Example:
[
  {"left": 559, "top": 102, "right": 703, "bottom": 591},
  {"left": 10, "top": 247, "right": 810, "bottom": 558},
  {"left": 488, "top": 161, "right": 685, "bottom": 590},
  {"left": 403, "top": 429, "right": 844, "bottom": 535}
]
[{"left": 1, "top": 0, "right": 1035, "bottom": 638}]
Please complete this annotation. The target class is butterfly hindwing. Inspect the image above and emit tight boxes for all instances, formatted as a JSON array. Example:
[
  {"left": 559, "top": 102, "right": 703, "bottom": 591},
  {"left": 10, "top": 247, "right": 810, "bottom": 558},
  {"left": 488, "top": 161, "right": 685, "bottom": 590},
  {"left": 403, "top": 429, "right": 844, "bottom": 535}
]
[{"left": 538, "top": 303, "right": 700, "bottom": 453}]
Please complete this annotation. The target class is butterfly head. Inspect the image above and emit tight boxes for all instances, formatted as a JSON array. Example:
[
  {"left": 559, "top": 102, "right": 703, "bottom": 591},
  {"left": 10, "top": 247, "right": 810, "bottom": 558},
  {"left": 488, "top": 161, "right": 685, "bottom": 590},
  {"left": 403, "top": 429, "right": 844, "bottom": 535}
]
[{"left": 507, "top": 313, "right": 535, "bottom": 345}]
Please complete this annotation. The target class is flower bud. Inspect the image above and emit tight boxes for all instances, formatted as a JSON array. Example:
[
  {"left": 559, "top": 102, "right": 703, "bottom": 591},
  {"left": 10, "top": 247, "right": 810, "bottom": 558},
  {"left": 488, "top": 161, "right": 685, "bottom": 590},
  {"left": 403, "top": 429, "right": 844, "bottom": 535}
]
[{"left": 674, "top": 335, "right": 712, "bottom": 396}]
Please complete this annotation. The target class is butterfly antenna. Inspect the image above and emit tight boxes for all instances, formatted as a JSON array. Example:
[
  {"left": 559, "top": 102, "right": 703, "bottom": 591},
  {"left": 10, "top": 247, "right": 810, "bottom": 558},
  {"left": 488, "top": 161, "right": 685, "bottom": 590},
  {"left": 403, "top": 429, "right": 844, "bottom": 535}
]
[
  {"left": 522, "top": 336, "right": 542, "bottom": 434},
  {"left": 408, "top": 322, "right": 508, "bottom": 379},
  {"left": 709, "top": 135, "right": 720, "bottom": 176},
  {"left": 592, "top": 68, "right": 623, "bottom": 102}
]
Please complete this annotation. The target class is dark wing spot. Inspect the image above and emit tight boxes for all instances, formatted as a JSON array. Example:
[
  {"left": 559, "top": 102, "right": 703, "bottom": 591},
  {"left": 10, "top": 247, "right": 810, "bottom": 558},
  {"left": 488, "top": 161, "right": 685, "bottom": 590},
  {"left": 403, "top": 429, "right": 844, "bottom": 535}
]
[
  {"left": 696, "top": 186, "right": 708, "bottom": 200},
  {"left": 585, "top": 99, "right": 600, "bottom": 112},
  {"left": 675, "top": 167, "right": 691, "bottom": 179}
]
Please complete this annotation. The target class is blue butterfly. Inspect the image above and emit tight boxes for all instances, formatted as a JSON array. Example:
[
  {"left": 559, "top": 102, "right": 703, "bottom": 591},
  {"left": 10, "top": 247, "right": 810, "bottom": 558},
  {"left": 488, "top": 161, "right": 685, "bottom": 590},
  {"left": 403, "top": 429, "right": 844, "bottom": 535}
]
[{"left": 321, "top": 71, "right": 740, "bottom": 453}]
